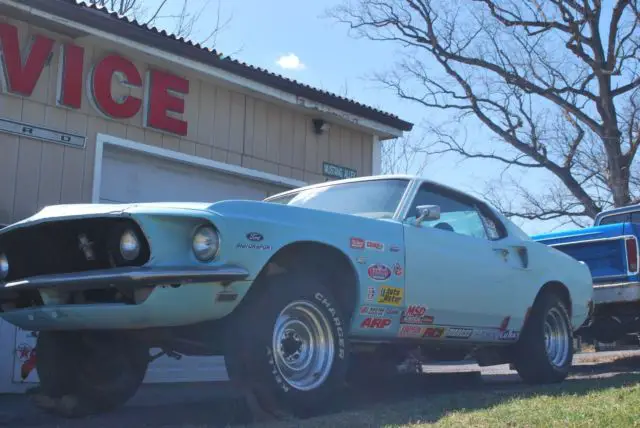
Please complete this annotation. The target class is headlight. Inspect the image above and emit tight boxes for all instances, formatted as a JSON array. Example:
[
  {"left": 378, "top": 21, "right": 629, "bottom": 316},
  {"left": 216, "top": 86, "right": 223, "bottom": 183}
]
[
  {"left": 0, "top": 253, "right": 8, "bottom": 279},
  {"left": 192, "top": 225, "right": 219, "bottom": 262},
  {"left": 120, "top": 229, "right": 141, "bottom": 261}
]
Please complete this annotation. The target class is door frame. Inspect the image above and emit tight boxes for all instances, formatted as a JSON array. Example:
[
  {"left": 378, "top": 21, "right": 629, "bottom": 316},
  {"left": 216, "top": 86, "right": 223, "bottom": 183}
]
[{"left": 91, "top": 133, "right": 307, "bottom": 203}]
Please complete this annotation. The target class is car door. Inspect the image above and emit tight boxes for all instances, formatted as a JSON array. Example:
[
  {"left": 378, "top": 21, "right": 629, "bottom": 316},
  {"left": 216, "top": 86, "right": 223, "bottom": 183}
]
[{"left": 402, "top": 183, "right": 515, "bottom": 331}]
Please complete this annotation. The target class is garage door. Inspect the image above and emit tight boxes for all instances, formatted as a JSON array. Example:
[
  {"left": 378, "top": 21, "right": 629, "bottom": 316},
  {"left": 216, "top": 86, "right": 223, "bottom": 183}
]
[{"left": 103, "top": 144, "right": 290, "bottom": 383}]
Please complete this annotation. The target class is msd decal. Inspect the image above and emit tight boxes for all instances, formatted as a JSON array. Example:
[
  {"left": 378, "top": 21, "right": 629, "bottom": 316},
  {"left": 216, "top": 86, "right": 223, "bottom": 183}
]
[
  {"left": 400, "top": 305, "right": 434, "bottom": 325},
  {"left": 368, "top": 264, "right": 391, "bottom": 281},
  {"left": 360, "top": 317, "right": 392, "bottom": 329},
  {"left": 377, "top": 286, "right": 403, "bottom": 306}
]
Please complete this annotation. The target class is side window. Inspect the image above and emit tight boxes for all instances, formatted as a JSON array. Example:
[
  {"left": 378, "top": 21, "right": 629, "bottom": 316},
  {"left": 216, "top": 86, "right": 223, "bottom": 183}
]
[
  {"left": 477, "top": 205, "right": 508, "bottom": 240},
  {"left": 407, "top": 185, "right": 488, "bottom": 240}
]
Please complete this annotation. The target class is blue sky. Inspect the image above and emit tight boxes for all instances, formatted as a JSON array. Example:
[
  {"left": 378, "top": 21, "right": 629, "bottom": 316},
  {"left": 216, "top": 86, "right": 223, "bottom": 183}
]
[{"left": 122, "top": 0, "right": 611, "bottom": 235}]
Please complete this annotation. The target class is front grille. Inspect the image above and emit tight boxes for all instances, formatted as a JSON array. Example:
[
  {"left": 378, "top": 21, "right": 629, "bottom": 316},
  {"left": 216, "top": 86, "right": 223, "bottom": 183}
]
[{"left": 0, "top": 217, "right": 150, "bottom": 283}]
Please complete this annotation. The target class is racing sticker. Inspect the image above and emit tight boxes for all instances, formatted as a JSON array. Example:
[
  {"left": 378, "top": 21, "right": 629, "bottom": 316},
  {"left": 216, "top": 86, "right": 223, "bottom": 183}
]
[
  {"left": 445, "top": 327, "right": 473, "bottom": 339},
  {"left": 422, "top": 327, "right": 445, "bottom": 338},
  {"left": 376, "top": 286, "right": 403, "bottom": 306},
  {"left": 393, "top": 262, "right": 403, "bottom": 276},
  {"left": 359, "top": 306, "right": 386, "bottom": 317},
  {"left": 360, "top": 317, "right": 392, "bottom": 329},
  {"left": 498, "top": 330, "right": 519, "bottom": 341},
  {"left": 366, "top": 286, "right": 376, "bottom": 301},
  {"left": 350, "top": 237, "right": 365, "bottom": 249},
  {"left": 400, "top": 305, "right": 434, "bottom": 325},
  {"left": 398, "top": 325, "right": 425, "bottom": 338},
  {"left": 368, "top": 264, "right": 392, "bottom": 281},
  {"left": 365, "top": 240, "right": 384, "bottom": 251}
]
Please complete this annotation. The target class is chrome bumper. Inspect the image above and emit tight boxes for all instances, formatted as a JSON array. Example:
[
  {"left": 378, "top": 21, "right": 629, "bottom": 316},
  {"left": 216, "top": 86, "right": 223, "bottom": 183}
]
[
  {"left": 0, "top": 265, "right": 248, "bottom": 296},
  {"left": 593, "top": 281, "right": 640, "bottom": 305}
]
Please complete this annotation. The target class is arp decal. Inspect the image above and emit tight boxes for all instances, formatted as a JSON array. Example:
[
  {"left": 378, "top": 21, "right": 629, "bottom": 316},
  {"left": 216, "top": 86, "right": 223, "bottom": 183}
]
[
  {"left": 359, "top": 306, "right": 386, "bottom": 317},
  {"left": 376, "top": 286, "right": 403, "bottom": 306},
  {"left": 422, "top": 327, "right": 445, "bottom": 338},
  {"left": 365, "top": 240, "right": 384, "bottom": 251},
  {"left": 398, "top": 325, "right": 425, "bottom": 338},
  {"left": 236, "top": 243, "right": 272, "bottom": 250},
  {"left": 350, "top": 237, "right": 365, "bottom": 249},
  {"left": 361, "top": 317, "right": 392, "bottom": 329},
  {"left": 393, "top": 262, "right": 403, "bottom": 276},
  {"left": 446, "top": 327, "right": 473, "bottom": 339},
  {"left": 366, "top": 287, "right": 376, "bottom": 301},
  {"left": 400, "top": 305, "right": 434, "bottom": 325},
  {"left": 246, "top": 232, "right": 264, "bottom": 242},
  {"left": 368, "top": 264, "right": 392, "bottom": 281},
  {"left": 499, "top": 330, "right": 519, "bottom": 341}
]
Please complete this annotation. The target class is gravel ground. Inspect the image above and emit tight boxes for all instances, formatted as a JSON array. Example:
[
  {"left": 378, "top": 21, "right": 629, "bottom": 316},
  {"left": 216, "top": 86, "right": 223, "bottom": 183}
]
[{"left": 1, "top": 350, "right": 638, "bottom": 428}]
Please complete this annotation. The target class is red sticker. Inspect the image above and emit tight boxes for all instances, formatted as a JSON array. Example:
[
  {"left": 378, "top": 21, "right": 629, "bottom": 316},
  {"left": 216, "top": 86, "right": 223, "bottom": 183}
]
[
  {"left": 360, "top": 317, "right": 392, "bottom": 329},
  {"left": 368, "top": 264, "right": 391, "bottom": 281},
  {"left": 350, "top": 237, "right": 365, "bottom": 249}
]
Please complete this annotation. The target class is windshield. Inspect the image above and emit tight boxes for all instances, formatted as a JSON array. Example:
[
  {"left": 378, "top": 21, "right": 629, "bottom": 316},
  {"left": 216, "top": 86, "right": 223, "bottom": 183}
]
[{"left": 265, "top": 179, "right": 410, "bottom": 219}]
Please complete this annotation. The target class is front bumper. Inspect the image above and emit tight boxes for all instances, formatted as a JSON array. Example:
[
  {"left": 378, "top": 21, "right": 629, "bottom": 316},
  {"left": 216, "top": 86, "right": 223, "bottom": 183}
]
[
  {"left": 592, "top": 281, "right": 640, "bottom": 305},
  {"left": 0, "top": 265, "right": 251, "bottom": 331},
  {"left": 0, "top": 265, "right": 248, "bottom": 296}
]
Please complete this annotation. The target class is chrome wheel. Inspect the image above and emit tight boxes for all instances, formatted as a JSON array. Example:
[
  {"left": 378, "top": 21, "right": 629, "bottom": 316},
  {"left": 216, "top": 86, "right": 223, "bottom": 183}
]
[
  {"left": 544, "top": 306, "right": 571, "bottom": 368},
  {"left": 272, "top": 300, "right": 335, "bottom": 391}
]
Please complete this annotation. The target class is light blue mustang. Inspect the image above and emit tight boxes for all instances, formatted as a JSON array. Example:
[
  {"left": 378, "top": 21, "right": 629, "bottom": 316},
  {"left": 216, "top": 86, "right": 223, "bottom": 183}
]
[{"left": 0, "top": 175, "right": 592, "bottom": 418}]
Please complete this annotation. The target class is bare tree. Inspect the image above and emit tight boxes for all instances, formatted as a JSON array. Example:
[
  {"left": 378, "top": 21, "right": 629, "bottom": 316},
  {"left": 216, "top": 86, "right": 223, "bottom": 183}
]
[
  {"left": 87, "top": 0, "right": 233, "bottom": 49},
  {"left": 329, "top": 0, "right": 640, "bottom": 225},
  {"left": 381, "top": 133, "right": 429, "bottom": 174}
]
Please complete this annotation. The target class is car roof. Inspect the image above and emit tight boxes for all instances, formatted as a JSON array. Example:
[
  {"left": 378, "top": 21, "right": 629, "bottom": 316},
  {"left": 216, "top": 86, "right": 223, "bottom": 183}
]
[{"left": 265, "top": 174, "right": 485, "bottom": 205}]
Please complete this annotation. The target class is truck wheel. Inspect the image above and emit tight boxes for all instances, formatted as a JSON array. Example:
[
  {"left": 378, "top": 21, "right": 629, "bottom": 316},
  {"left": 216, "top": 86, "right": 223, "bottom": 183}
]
[
  {"left": 224, "top": 271, "right": 349, "bottom": 418},
  {"left": 35, "top": 331, "right": 149, "bottom": 417},
  {"left": 512, "top": 292, "right": 573, "bottom": 384}
]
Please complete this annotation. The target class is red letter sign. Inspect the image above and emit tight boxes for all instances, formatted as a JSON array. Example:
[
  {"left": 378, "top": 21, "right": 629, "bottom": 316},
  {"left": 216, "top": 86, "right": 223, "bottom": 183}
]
[
  {"left": 145, "top": 69, "right": 189, "bottom": 136},
  {"left": 57, "top": 43, "right": 84, "bottom": 109},
  {"left": 0, "top": 23, "right": 54, "bottom": 96},
  {"left": 90, "top": 54, "right": 142, "bottom": 119}
]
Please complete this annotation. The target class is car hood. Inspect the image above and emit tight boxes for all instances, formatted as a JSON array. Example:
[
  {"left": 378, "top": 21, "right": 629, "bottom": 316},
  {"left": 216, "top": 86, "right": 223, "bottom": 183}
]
[{"left": 0, "top": 202, "right": 217, "bottom": 233}]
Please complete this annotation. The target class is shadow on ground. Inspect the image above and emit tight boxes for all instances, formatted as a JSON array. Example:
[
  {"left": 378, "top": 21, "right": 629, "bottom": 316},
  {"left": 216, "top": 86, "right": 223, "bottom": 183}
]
[{"left": 3, "top": 355, "right": 640, "bottom": 428}]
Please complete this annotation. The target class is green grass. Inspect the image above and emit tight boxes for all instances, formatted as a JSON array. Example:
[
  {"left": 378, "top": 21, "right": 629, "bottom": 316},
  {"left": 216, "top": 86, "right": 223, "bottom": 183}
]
[{"left": 251, "top": 373, "right": 640, "bottom": 428}]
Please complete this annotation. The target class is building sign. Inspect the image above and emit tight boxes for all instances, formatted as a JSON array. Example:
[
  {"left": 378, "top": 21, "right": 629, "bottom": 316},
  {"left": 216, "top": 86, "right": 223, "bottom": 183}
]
[
  {"left": 323, "top": 162, "right": 357, "bottom": 179},
  {"left": 0, "top": 23, "right": 190, "bottom": 136},
  {"left": 0, "top": 118, "right": 86, "bottom": 148}
]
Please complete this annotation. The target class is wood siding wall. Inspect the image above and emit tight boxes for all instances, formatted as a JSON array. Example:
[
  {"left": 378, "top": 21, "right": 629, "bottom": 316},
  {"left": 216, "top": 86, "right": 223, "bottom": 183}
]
[{"left": 0, "top": 17, "right": 374, "bottom": 224}]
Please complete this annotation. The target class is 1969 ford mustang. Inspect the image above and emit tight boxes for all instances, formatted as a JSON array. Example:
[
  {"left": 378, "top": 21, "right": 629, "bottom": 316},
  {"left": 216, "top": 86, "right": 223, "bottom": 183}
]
[{"left": 0, "top": 175, "right": 592, "bottom": 418}]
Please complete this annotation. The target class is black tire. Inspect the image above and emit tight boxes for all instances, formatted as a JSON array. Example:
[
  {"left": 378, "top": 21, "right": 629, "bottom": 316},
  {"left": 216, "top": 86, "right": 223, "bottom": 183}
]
[
  {"left": 512, "top": 292, "right": 573, "bottom": 384},
  {"left": 35, "top": 330, "right": 149, "bottom": 417},
  {"left": 224, "top": 271, "right": 350, "bottom": 418}
]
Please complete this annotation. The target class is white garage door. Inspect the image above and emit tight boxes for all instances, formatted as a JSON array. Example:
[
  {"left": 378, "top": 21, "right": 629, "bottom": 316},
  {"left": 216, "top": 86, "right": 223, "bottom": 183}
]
[{"left": 101, "top": 144, "right": 289, "bottom": 383}]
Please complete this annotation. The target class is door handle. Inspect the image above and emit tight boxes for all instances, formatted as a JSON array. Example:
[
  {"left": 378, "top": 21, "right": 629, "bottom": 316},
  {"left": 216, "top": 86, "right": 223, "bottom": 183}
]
[{"left": 494, "top": 248, "right": 509, "bottom": 260}]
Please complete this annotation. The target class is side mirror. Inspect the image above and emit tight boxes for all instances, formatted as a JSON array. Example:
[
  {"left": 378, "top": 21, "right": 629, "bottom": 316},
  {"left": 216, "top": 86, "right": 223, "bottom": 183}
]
[{"left": 416, "top": 205, "right": 440, "bottom": 226}]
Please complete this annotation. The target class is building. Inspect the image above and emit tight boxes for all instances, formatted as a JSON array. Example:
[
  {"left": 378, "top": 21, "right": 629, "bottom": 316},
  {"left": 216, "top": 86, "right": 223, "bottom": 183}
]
[{"left": 0, "top": 0, "right": 413, "bottom": 392}]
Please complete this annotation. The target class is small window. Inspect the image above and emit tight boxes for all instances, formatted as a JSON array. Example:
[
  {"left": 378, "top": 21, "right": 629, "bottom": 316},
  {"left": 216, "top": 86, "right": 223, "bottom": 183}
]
[
  {"left": 407, "top": 185, "right": 489, "bottom": 240},
  {"left": 477, "top": 208, "right": 507, "bottom": 240}
]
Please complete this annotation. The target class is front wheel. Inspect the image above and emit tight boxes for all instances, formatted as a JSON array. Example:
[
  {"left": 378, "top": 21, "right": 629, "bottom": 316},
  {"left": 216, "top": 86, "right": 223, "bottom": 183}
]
[
  {"left": 34, "top": 331, "right": 149, "bottom": 417},
  {"left": 224, "top": 271, "right": 350, "bottom": 418},
  {"left": 512, "top": 292, "right": 573, "bottom": 384}
]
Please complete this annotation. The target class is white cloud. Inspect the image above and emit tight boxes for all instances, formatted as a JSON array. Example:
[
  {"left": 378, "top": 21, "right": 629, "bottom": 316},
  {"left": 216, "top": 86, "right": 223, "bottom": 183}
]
[{"left": 276, "top": 53, "right": 306, "bottom": 71}]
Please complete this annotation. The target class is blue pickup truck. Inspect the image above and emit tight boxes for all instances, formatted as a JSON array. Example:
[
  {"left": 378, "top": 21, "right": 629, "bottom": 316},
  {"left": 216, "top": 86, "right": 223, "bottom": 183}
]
[{"left": 532, "top": 205, "right": 640, "bottom": 345}]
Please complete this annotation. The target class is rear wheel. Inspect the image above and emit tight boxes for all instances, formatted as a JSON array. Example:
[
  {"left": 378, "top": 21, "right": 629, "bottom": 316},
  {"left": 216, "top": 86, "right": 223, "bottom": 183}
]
[
  {"left": 224, "top": 270, "right": 350, "bottom": 418},
  {"left": 34, "top": 331, "right": 149, "bottom": 417},
  {"left": 512, "top": 292, "right": 573, "bottom": 384}
]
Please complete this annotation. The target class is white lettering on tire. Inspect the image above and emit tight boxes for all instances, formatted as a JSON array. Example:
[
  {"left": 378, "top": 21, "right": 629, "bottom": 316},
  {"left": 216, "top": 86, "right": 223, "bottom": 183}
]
[
  {"left": 314, "top": 292, "right": 345, "bottom": 359},
  {"left": 266, "top": 346, "right": 290, "bottom": 393}
]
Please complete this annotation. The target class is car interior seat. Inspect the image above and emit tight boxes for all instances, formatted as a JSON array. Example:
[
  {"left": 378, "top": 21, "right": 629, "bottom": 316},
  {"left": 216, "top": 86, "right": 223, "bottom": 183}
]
[{"left": 434, "top": 222, "right": 454, "bottom": 232}]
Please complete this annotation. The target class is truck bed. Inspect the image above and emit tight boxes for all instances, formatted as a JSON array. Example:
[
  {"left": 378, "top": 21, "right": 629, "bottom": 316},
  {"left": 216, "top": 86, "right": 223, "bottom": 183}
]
[{"left": 532, "top": 223, "right": 640, "bottom": 285}]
